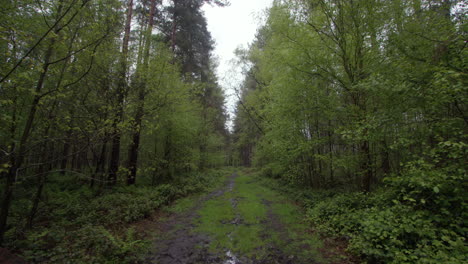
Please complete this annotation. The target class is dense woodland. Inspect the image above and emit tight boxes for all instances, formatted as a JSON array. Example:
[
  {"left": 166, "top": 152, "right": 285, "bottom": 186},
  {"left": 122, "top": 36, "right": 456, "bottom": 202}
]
[
  {"left": 0, "top": 0, "right": 466, "bottom": 263},
  {"left": 0, "top": 0, "right": 229, "bottom": 261},
  {"left": 232, "top": 0, "right": 466, "bottom": 263}
]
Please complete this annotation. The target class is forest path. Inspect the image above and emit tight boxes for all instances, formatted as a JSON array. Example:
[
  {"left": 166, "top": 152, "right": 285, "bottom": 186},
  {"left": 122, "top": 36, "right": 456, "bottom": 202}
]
[{"left": 143, "top": 169, "right": 351, "bottom": 264}]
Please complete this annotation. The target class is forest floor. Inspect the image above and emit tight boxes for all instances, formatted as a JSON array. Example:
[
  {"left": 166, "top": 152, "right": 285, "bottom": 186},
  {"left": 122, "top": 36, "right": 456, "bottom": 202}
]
[{"left": 136, "top": 169, "right": 356, "bottom": 264}]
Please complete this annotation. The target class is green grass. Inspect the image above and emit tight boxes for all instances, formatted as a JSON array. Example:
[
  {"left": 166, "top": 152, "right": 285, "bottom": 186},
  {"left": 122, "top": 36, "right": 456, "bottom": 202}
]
[
  {"left": 231, "top": 224, "right": 265, "bottom": 256},
  {"left": 195, "top": 193, "right": 236, "bottom": 252},
  {"left": 192, "top": 169, "right": 326, "bottom": 261},
  {"left": 163, "top": 194, "right": 200, "bottom": 214}
]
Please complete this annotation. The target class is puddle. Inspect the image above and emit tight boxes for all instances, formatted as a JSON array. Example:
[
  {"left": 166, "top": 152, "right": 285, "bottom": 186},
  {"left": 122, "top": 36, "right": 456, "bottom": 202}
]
[
  {"left": 224, "top": 250, "right": 240, "bottom": 264},
  {"left": 225, "top": 181, "right": 241, "bottom": 264}
]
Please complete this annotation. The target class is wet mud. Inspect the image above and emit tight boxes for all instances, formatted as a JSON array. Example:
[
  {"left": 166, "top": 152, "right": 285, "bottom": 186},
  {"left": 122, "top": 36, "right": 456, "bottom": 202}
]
[{"left": 144, "top": 171, "right": 354, "bottom": 264}]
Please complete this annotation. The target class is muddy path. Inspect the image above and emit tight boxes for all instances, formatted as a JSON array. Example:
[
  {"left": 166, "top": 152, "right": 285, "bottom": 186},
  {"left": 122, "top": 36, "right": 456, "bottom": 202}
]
[
  {"left": 145, "top": 173, "right": 237, "bottom": 264},
  {"left": 143, "top": 169, "right": 355, "bottom": 264}
]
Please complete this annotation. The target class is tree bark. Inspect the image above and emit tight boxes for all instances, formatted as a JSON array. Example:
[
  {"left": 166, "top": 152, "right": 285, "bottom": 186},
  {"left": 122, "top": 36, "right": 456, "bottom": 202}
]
[
  {"left": 126, "top": 0, "right": 157, "bottom": 185},
  {"left": 92, "top": 140, "right": 107, "bottom": 187},
  {"left": 107, "top": 0, "right": 134, "bottom": 186},
  {"left": 361, "top": 139, "right": 372, "bottom": 192}
]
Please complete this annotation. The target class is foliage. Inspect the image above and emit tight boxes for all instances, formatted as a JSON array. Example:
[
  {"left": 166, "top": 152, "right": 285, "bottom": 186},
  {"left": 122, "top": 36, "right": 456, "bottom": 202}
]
[
  {"left": 256, "top": 137, "right": 467, "bottom": 263},
  {"left": 0, "top": 0, "right": 228, "bottom": 255},
  {"left": 233, "top": 0, "right": 467, "bottom": 190},
  {"left": 232, "top": 1, "right": 467, "bottom": 261},
  {"left": 4, "top": 168, "right": 226, "bottom": 263},
  {"left": 304, "top": 159, "right": 467, "bottom": 263}
]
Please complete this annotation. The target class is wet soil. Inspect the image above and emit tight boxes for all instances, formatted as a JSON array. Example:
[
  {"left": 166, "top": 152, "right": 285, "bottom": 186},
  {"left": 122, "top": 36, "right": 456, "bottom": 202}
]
[
  {"left": 141, "top": 171, "right": 356, "bottom": 264},
  {"left": 144, "top": 173, "right": 237, "bottom": 264}
]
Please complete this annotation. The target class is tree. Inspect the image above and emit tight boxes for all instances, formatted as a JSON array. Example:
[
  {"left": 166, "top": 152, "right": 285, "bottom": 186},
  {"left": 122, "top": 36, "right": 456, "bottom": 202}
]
[
  {"left": 108, "top": 0, "right": 134, "bottom": 186},
  {"left": 0, "top": 0, "right": 121, "bottom": 245},
  {"left": 233, "top": 0, "right": 466, "bottom": 192},
  {"left": 126, "top": 0, "right": 157, "bottom": 185}
]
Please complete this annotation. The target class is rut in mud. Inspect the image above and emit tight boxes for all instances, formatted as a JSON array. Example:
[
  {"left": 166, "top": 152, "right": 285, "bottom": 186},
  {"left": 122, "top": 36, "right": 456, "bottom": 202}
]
[
  {"left": 144, "top": 169, "right": 354, "bottom": 264},
  {"left": 146, "top": 174, "right": 237, "bottom": 264}
]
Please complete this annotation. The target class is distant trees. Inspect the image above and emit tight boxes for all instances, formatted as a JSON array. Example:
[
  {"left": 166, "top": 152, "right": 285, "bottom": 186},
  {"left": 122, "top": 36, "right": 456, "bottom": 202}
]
[
  {"left": 0, "top": 0, "right": 228, "bottom": 245},
  {"left": 233, "top": 0, "right": 466, "bottom": 191},
  {"left": 158, "top": 0, "right": 229, "bottom": 171}
]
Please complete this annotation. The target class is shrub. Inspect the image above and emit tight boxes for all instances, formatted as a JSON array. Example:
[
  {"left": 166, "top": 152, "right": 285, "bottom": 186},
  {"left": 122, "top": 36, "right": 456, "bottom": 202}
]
[
  {"left": 304, "top": 162, "right": 467, "bottom": 263},
  {"left": 6, "top": 167, "right": 227, "bottom": 263}
]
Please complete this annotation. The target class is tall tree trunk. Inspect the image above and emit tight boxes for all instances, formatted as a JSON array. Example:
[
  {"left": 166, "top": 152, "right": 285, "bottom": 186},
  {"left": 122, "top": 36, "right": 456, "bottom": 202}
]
[
  {"left": 171, "top": 0, "right": 178, "bottom": 52},
  {"left": 0, "top": 41, "right": 58, "bottom": 246},
  {"left": 126, "top": 0, "right": 157, "bottom": 185},
  {"left": 107, "top": 0, "right": 134, "bottom": 186},
  {"left": 361, "top": 138, "right": 372, "bottom": 192},
  {"left": 328, "top": 119, "right": 334, "bottom": 185},
  {"left": 126, "top": 89, "right": 144, "bottom": 185},
  {"left": 92, "top": 140, "right": 107, "bottom": 188},
  {"left": 27, "top": 119, "right": 54, "bottom": 229}
]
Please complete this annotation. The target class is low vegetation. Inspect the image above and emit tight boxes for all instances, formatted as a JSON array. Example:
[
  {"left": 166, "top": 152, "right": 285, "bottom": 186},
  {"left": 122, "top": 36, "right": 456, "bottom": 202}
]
[
  {"left": 259, "top": 155, "right": 466, "bottom": 263},
  {"left": 194, "top": 169, "right": 327, "bottom": 262},
  {"left": 4, "top": 168, "right": 228, "bottom": 263}
]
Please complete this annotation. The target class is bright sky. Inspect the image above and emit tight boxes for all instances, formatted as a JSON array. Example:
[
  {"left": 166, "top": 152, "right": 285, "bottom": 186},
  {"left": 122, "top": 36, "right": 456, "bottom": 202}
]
[{"left": 202, "top": 0, "right": 273, "bottom": 129}]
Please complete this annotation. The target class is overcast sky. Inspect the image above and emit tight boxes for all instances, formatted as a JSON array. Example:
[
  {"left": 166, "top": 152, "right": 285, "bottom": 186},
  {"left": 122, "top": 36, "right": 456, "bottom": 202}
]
[{"left": 202, "top": 0, "right": 273, "bottom": 129}]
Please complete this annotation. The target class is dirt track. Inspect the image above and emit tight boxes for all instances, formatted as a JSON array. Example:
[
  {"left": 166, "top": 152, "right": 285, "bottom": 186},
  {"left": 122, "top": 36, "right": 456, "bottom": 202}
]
[{"left": 143, "top": 170, "right": 354, "bottom": 264}]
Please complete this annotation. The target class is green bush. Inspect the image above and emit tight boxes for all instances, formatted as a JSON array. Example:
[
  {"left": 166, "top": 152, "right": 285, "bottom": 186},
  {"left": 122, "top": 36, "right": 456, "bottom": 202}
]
[
  {"left": 349, "top": 205, "right": 465, "bottom": 264},
  {"left": 20, "top": 225, "right": 149, "bottom": 263},
  {"left": 385, "top": 161, "right": 467, "bottom": 231},
  {"left": 304, "top": 162, "right": 467, "bottom": 263},
  {"left": 306, "top": 192, "right": 368, "bottom": 235}
]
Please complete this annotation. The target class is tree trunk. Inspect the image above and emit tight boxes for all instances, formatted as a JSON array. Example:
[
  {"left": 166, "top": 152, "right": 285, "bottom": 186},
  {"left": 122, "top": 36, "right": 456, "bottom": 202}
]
[
  {"left": 27, "top": 142, "right": 51, "bottom": 229},
  {"left": 127, "top": 91, "right": 144, "bottom": 185},
  {"left": 0, "top": 35, "right": 57, "bottom": 245},
  {"left": 126, "top": 0, "right": 157, "bottom": 185},
  {"left": 92, "top": 140, "right": 107, "bottom": 187},
  {"left": 171, "top": 0, "right": 178, "bottom": 52},
  {"left": 107, "top": 0, "right": 134, "bottom": 186},
  {"left": 27, "top": 99, "right": 60, "bottom": 229},
  {"left": 60, "top": 128, "right": 72, "bottom": 174},
  {"left": 361, "top": 139, "right": 372, "bottom": 192}
]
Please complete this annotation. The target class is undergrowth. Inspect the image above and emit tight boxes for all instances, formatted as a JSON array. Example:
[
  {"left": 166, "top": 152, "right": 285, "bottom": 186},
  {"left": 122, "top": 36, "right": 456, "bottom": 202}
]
[
  {"left": 258, "top": 159, "right": 467, "bottom": 264},
  {"left": 4, "top": 167, "right": 230, "bottom": 263}
]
